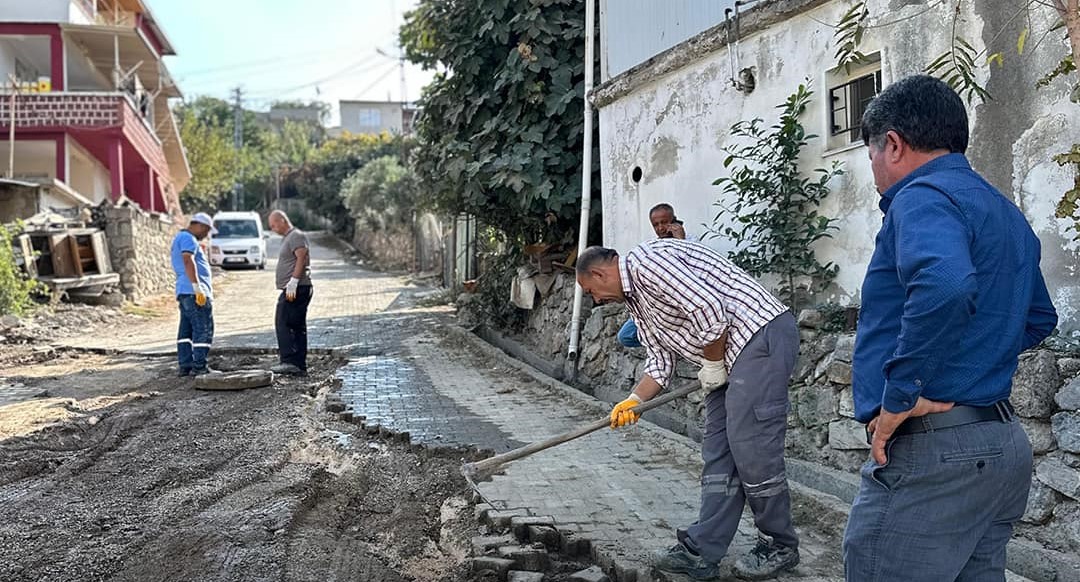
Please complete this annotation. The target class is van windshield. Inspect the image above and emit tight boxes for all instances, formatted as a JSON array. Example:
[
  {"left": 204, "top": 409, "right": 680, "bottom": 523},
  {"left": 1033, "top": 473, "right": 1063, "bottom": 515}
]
[{"left": 214, "top": 219, "right": 260, "bottom": 239}]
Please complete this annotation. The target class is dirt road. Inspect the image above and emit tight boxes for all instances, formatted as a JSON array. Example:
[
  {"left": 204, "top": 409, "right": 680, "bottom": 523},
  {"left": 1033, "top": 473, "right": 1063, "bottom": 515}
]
[{"left": 0, "top": 236, "right": 479, "bottom": 582}]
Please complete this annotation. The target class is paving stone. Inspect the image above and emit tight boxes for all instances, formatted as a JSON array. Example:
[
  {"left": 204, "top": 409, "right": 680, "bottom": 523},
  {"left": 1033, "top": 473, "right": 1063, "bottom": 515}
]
[
  {"left": 507, "top": 571, "right": 545, "bottom": 582},
  {"left": 527, "top": 524, "right": 561, "bottom": 548},
  {"left": 472, "top": 556, "right": 516, "bottom": 578},
  {"left": 484, "top": 509, "right": 530, "bottom": 531},
  {"left": 568, "top": 565, "right": 610, "bottom": 582},
  {"left": 472, "top": 534, "right": 517, "bottom": 552},
  {"left": 497, "top": 545, "right": 550, "bottom": 572},
  {"left": 1052, "top": 411, "right": 1080, "bottom": 453},
  {"left": 510, "top": 515, "right": 556, "bottom": 541}
]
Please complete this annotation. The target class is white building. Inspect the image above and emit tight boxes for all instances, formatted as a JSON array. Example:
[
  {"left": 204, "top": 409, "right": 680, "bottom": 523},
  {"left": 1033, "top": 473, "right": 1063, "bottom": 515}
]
[
  {"left": 595, "top": 0, "right": 1080, "bottom": 331},
  {"left": 337, "top": 99, "right": 417, "bottom": 136},
  {"left": 0, "top": 0, "right": 190, "bottom": 222}
]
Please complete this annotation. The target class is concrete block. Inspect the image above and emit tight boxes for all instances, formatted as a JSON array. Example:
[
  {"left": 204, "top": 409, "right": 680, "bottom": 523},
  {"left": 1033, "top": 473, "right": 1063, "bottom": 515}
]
[
  {"left": 497, "top": 545, "right": 549, "bottom": 572},
  {"left": 507, "top": 572, "right": 545, "bottom": 582},
  {"left": 568, "top": 566, "right": 610, "bottom": 582},
  {"left": 526, "top": 524, "right": 560, "bottom": 548},
  {"left": 509, "top": 515, "right": 556, "bottom": 541},
  {"left": 472, "top": 556, "right": 515, "bottom": 578}
]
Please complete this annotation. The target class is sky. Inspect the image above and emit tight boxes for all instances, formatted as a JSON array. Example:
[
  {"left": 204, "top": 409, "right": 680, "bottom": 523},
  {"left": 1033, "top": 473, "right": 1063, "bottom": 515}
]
[{"left": 150, "top": 0, "right": 435, "bottom": 126}]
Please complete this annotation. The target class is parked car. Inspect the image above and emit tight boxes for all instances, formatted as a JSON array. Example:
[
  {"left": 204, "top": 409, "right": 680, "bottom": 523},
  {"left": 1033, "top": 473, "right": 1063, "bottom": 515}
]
[{"left": 209, "top": 211, "right": 268, "bottom": 269}]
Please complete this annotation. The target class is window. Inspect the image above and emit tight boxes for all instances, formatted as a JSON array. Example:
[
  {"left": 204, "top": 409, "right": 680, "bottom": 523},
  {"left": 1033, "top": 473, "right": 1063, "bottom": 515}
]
[
  {"left": 827, "top": 55, "right": 882, "bottom": 150},
  {"left": 357, "top": 108, "right": 382, "bottom": 128}
]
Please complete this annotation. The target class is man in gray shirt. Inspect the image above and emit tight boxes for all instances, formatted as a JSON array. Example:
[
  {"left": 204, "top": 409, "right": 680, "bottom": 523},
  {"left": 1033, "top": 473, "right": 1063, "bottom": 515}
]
[{"left": 269, "top": 210, "right": 312, "bottom": 375}]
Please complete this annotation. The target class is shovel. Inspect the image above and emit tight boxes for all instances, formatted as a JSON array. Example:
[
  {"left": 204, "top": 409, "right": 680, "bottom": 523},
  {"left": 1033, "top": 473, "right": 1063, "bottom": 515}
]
[{"left": 461, "top": 384, "right": 699, "bottom": 479}]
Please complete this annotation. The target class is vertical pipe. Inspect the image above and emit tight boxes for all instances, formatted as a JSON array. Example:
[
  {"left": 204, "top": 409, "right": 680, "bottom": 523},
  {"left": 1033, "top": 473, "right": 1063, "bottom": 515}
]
[{"left": 567, "top": 0, "right": 595, "bottom": 362}]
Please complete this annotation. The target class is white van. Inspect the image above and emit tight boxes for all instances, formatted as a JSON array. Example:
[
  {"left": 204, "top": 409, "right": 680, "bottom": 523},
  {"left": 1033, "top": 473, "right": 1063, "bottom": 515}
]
[{"left": 209, "top": 211, "right": 268, "bottom": 269}]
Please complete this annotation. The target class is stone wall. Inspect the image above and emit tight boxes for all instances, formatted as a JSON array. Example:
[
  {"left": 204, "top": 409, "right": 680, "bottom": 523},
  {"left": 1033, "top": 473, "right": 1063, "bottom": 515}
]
[
  {"left": 472, "top": 273, "right": 1080, "bottom": 555},
  {"left": 352, "top": 214, "right": 444, "bottom": 273},
  {"left": 104, "top": 205, "right": 177, "bottom": 301}
]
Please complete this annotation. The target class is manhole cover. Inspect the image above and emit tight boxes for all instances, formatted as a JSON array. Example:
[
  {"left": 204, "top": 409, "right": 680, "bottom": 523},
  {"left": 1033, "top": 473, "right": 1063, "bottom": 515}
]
[{"left": 194, "top": 370, "right": 274, "bottom": 391}]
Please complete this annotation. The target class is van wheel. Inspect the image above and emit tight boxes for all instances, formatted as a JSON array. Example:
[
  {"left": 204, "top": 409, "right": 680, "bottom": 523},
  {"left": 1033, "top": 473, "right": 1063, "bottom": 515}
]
[{"left": 258, "top": 263, "right": 266, "bottom": 270}]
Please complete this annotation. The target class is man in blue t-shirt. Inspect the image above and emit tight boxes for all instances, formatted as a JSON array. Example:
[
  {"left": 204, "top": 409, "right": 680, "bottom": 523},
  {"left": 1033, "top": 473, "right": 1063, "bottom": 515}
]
[{"left": 170, "top": 212, "right": 217, "bottom": 376}]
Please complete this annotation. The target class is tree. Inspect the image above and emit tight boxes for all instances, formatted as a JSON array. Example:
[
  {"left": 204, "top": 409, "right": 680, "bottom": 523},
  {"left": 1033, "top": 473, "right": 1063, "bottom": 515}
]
[
  {"left": 341, "top": 155, "right": 419, "bottom": 232},
  {"left": 709, "top": 84, "right": 843, "bottom": 312},
  {"left": 0, "top": 224, "right": 39, "bottom": 316},
  {"left": 176, "top": 108, "right": 236, "bottom": 212},
  {"left": 400, "top": 0, "right": 600, "bottom": 245},
  {"left": 292, "top": 133, "right": 403, "bottom": 238}
]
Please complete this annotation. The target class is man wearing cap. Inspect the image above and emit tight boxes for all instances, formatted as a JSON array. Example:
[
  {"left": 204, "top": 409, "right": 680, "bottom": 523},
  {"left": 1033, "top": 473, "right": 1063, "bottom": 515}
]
[{"left": 170, "top": 212, "right": 217, "bottom": 377}]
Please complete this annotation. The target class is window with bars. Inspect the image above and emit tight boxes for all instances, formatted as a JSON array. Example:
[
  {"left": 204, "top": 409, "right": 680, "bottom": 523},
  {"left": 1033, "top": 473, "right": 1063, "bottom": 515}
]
[{"left": 829, "top": 69, "right": 882, "bottom": 146}]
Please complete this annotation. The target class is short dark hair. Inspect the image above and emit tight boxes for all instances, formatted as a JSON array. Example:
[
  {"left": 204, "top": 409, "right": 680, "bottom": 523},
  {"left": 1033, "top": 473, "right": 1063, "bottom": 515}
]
[
  {"left": 861, "top": 74, "right": 968, "bottom": 154},
  {"left": 649, "top": 203, "right": 675, "bottom": 217},
  {"left": 576, "top": 246, "right": 618, "bottom": 276}
]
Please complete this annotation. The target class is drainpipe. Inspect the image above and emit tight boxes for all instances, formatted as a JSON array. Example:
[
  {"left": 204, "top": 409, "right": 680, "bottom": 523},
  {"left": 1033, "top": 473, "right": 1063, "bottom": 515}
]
[{"left": 567, "top": 0, "right": 596, "bottom": 366}]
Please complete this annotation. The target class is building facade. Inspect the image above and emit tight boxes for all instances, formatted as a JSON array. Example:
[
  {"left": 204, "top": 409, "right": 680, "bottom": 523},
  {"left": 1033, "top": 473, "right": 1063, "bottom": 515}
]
[
  {"left": 0, "top": 0, "right": 190, "bottom": 219},
  {"left": 337, "top": 99, "right": 417, "bottom": 136},
  {"left": 595, "top": 0, "right": 1080, "bottom": 332}
]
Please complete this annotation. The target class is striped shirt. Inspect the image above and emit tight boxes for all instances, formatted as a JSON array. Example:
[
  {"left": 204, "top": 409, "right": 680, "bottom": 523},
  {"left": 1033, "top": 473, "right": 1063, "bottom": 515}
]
[{"left": 619, "top": 239, "right": 789, "bottom": 387}]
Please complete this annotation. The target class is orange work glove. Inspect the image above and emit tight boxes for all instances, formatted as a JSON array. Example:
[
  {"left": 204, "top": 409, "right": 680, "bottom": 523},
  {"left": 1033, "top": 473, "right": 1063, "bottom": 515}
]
[{"left": 610, "top": 393, "right": 643, "bottom": 429}]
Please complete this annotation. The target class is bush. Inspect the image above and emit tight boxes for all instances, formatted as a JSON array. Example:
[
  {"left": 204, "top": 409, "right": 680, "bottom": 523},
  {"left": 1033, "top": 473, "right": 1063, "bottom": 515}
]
[{"left": 0, "top": 224, "right": 39, "bottom": 316}]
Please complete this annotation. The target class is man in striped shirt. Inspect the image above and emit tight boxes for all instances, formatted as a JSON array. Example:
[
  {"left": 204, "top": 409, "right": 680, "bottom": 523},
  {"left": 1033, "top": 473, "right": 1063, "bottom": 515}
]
[{"left": 577, "top": 240, "right": 800, "bottom": 580}]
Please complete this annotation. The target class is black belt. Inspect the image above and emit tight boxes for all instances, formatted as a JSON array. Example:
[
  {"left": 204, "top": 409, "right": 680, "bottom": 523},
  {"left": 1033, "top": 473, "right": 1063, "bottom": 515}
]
[{"left": 866, "top": 400, "right": 1014, "bottom": 443}]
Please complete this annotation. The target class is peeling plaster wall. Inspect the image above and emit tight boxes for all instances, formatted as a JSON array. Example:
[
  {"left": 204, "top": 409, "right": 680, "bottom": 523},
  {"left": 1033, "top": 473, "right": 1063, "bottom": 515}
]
[{"left": 598, "top": 0, "right": 1080, "bottom": 332}]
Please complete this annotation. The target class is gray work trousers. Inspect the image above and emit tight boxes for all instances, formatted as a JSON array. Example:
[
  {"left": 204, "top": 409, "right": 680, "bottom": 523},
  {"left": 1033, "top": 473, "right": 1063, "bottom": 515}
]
[
  {"left": 681, "top": 311, "right": 800, "bottom": 562},
  {"left": 842, "top": 416, "right": 1032, "bottom": 581}
]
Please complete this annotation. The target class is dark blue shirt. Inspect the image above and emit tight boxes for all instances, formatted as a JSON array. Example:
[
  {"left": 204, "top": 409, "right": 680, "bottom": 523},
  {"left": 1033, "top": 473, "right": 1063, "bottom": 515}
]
[{"left": 852, "top": 154, "right": 1057, "bottom": 423}]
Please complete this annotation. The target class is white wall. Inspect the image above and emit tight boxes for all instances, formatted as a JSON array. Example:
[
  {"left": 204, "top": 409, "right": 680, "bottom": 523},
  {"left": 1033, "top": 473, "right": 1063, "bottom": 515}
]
[
  {"left": 68, "top": 137, "right": 110, "bottom": 204},
  {"left": 0, "top": 0, "right": 74, "bottom": 22},
  {"left": 0, "top": 140, "right": 56, "bottom": 180},
  {"left": 339, "top": 101, "right": 404, "bottom": 135},
  {"left": 598, "top": 0, "right": 1080, "bottom": 330}
]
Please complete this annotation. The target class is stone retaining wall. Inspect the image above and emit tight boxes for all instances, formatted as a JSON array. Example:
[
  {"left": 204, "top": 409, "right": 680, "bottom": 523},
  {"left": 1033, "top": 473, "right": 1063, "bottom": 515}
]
[
  {"left": 463, "top": 273, "right": 1080, "bottom": 556},
  {"left": 104, "top": 206, "right": 177, "bottom": 301}
]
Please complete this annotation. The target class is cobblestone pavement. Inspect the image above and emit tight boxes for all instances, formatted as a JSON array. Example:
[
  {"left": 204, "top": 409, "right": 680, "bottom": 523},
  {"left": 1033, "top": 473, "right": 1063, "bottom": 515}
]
[{"left": 61, "top": 235, "right": 844, "bottom": 580}]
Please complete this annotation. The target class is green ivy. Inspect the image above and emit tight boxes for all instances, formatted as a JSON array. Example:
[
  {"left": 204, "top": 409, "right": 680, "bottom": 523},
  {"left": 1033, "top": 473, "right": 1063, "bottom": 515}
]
[
  {"left": 400, "top": 0, "right": 601, "bottom": 246},
  {"left": 709, "top": 84, "right": 843, "bottom": 312},
  {"left": 0, "top": 224, "right": 40, "bottom": 316}
]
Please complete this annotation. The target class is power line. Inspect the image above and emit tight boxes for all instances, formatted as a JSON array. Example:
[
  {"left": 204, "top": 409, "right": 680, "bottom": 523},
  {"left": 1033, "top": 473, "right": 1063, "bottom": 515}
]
[
  {"left": 176, "top": 38, "right": 392, "bottom": 78},
  {"left": 245, "top": 58, "right": 394, "bottom": 99}
]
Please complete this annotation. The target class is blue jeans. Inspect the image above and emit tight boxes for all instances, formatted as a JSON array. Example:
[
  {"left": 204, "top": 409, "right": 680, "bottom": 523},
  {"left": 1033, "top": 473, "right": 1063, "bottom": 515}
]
[
  {"left": 177, "top": 294, "right": 215, "bottom": 372},
  {"left": 617, "top": 318, "right": 641, "bottom": 348},
  {"left": 842, "top": 415, "right": 1032, "bottom": 581}
]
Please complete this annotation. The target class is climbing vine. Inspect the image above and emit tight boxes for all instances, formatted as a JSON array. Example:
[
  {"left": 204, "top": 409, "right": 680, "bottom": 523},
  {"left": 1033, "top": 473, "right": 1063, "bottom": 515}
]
[{"left": 709, "top": 84, "right": 843, "bottom": 312}]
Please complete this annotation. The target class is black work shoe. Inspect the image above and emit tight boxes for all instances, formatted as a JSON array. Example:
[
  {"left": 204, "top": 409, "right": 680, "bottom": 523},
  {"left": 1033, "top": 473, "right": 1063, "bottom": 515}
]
[
  {"left": 191, "top": 367, "right": 220, "bottom": 376},
  {"left": 653, "top": 543, "right": 720, "bottom": 580},
  {"left": 733, "top": 536, "right": 800, "bottom": 580},
  {"left": 177, "top": 368, "right": 192, "bottom": 378}
]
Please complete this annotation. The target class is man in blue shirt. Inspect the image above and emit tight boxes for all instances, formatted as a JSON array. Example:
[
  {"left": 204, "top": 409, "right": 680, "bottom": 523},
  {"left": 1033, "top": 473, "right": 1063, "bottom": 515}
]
[
  {"left": 843, "top": 75, "right": 1057, "bottom": 581},
  {"left": 170, "top": 212, "right": 218, "bottom": 377}
]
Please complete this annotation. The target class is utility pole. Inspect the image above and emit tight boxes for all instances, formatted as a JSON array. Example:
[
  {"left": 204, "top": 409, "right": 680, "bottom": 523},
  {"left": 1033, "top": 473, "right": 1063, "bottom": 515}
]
[
  {"left": 232, "top": 86, "right": 244, "bottom": 211},
  {"left": 7, "top": 74, "right": 18, "bottom": 179}
]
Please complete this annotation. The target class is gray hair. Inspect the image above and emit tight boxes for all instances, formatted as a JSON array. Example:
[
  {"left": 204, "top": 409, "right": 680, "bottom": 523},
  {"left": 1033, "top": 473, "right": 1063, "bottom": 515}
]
[{"left": 576, "top": 246, "right": 619, "bottom": 276}]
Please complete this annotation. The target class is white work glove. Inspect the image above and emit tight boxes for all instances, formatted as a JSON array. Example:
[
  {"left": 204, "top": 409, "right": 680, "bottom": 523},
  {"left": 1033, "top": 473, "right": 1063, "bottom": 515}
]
[
  {"left": 698, "top": 360, "right": 729, "bottom": 394},
  {"left": 285, "top": 277, "right": 299, "bottom": 301}
]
